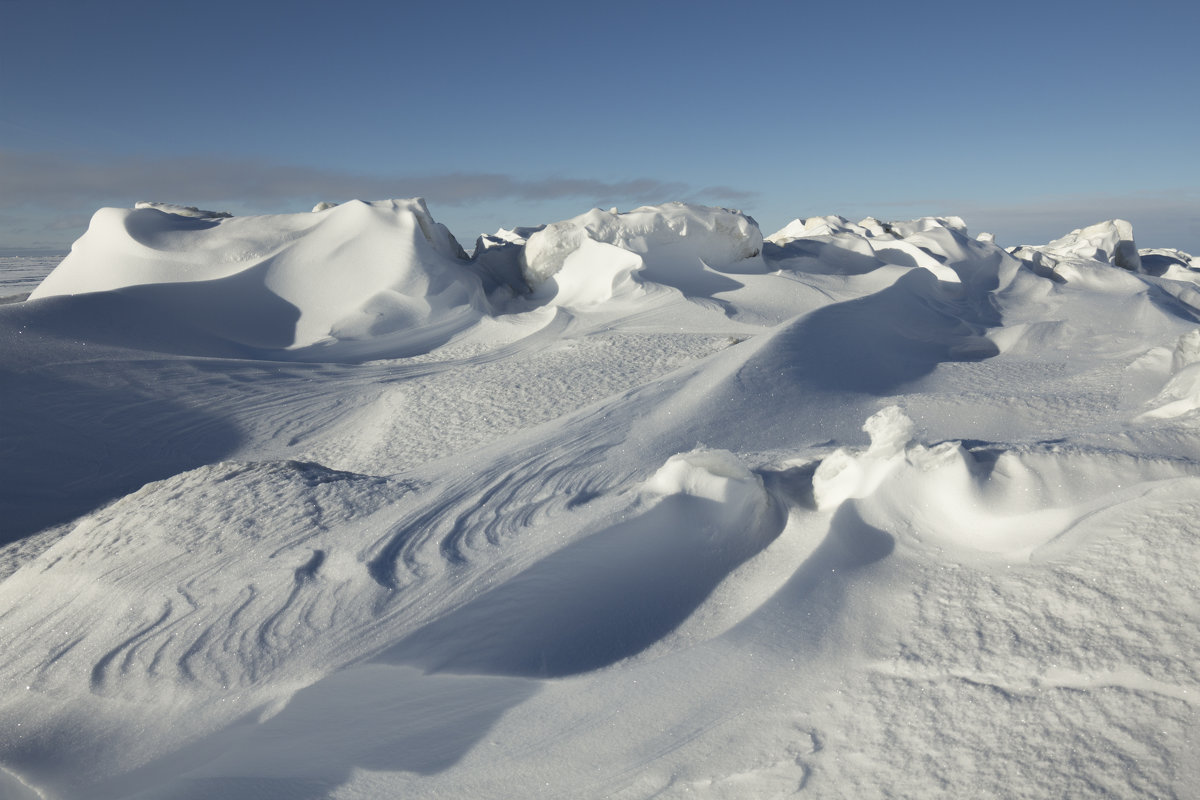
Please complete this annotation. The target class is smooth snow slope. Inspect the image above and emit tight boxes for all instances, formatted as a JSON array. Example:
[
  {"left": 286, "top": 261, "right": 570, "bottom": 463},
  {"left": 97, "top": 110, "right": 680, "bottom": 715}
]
[{"left": 2, "top": 202, "right": 1199, "bottom": 799}]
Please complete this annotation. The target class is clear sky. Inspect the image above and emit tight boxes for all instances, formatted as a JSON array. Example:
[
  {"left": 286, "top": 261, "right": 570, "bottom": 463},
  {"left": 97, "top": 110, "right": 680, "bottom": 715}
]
[{"left": 2, "top": 0, "right": 1197, "bottom": 254}]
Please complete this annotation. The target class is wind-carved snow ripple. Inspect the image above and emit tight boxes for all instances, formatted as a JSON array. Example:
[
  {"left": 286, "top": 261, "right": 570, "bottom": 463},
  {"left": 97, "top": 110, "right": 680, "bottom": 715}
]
[
  {"left": 0, "top": 459, "right": 413, "bottom": 698},
  {"left": 89, "top": 598, "right": 177, "bottom": 692},
  {"left": 366, "top": 428, "right": 621, "bottom": 591}
]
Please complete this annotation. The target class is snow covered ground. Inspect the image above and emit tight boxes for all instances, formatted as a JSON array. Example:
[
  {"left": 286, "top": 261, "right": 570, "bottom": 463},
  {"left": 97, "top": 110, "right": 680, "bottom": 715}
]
[
  {"left": 1, "top": 201, "right": 1198, "bottom": 799},
  {"left": 0, "top": 255, "right": 63, "bottom": 303}
]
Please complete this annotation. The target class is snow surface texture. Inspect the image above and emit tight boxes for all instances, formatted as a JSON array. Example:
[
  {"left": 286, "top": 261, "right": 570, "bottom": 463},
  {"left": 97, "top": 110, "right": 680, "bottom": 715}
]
[{"left": 3, "top": 201, "right": 1200, "bottom": 799}]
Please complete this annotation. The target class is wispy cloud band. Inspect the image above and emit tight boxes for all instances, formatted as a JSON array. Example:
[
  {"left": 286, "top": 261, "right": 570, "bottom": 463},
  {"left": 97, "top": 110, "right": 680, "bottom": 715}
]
[{"left": 0, "top": 149, "right": 754, "bottom": 211}]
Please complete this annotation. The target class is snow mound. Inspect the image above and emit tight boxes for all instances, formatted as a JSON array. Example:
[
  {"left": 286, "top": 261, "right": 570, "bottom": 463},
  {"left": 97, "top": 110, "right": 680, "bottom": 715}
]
[
  {"left": 520, "top": 203, "right": 763, "bottom": 305},
  {"left": 812, "top": 407, "right": 1200, "bottom": 559},
  {"left": 644, "top": 447, "right": 771, "bottom": 523},
  {"left": 1011, "top": 219, "right": 1141, "bottom": 274},
  {"left": 812, "top": 406, "right": 915, "bottom": 509},
  {"left": 763, "top": 214, "right": 1009, "bottom": 286},
  {"left": 29, "top": 199, "right": 486, "bottom": 356},
  {"left": 766, "top": 214, "right": 891, "bottom": 240},
  {"left": 766, "top": 214, "right": 968, "bottom": 245},
  {"left": 1170, "top": 328, "right": 1200, "bottom": 372},
  {"left": 645, "top": 448, "right": 759, "bottom": 501}
]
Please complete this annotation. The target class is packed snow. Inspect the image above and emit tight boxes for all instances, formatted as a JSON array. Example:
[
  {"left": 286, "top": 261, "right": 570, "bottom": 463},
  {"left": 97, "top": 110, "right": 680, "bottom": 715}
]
[{"left": 2, "top": 200, "right": 1199, "bottom": 799}]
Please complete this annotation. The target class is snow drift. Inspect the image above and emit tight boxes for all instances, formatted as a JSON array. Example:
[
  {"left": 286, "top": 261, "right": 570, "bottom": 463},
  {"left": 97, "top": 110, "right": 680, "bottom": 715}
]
[
  {"left": 29, "top": 199, "right": 486, "bottom": 357},
  {"left": 1008, "top": 219, "right": 1144, "bottom": 279},
  {"left": 4, "top": 200, "right": 1200, "bottom": 800},
  {"left": 519, "top": 203, "right": 763, "bottom": 306}
]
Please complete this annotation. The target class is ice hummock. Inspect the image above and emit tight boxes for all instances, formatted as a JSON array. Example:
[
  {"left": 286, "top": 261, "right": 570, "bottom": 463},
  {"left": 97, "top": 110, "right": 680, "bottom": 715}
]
[
  {"left": 1008, "top": 218, "right": 1142, "bottom": 277},
  {"left": 519, "top": 202, "right": 764, "bottom": 306}
]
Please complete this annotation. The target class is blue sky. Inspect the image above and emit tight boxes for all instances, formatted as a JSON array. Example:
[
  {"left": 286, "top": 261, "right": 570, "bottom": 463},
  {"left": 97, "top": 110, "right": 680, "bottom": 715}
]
[{"left": 2, "top": 0, "right": 1197, "bottom": 254}]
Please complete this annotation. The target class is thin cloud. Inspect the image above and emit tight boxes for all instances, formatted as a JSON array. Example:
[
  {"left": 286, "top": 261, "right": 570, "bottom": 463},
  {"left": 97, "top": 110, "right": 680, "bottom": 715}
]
[
  {"left": 692, "top": 185, "right": 757, "bottom": 202},
  {"left": 0, "top": 149, "right": 747, "bottom": 211}
]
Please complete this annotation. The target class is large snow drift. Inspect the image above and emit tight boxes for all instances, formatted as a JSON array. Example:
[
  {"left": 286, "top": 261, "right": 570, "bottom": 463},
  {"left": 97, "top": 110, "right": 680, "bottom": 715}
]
[
  {"left": 30, "top": 199, "right": 486, "bottom": 357},
  {"left": 4, "top": 199, "right": 1200, "bottom": 800}
]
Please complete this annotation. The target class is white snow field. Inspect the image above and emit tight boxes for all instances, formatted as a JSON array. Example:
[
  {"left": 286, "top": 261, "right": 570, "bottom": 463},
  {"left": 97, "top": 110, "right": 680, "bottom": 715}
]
[
  {"left": 0, "top": 255, "right": 63, "bottom": 305},
  {"left": 2, "top": 200, "right": 1199, "bottom": 799}
]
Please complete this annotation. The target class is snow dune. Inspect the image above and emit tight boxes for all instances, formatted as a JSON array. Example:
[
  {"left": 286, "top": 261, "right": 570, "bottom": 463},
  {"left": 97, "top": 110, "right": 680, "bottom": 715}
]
[
  {"left": 2, "top": 201, "right": 1200, "bottom": 799},
  {"left": 29, "top": 199, "right": 486, "bottom": 358}
]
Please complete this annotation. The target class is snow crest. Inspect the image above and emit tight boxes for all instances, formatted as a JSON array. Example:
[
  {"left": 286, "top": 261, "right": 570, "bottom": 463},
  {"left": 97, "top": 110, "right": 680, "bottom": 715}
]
[{"left": 30, "top": 198, "right": 485, "bottom": 356}]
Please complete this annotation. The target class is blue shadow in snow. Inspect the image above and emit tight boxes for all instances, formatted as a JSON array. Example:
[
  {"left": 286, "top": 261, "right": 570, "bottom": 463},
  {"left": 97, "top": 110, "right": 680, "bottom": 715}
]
[
  {"left": 0, "top": 365, "right": 242, "bottom": 544},
  {"left": 79, "top": 665, "right": 538, "bottom": 799},
  {"left": 15, "top": 262, "right": 302, "bottom": 358},
  {"left": 738, "top": 268, "right": 1000, "bottom": 395},
  {"left": 725, "top": 502, "right": 895, "bottom": 649},
  {"left": 378, "top": 492, "right": 785, "bottom": 678}
]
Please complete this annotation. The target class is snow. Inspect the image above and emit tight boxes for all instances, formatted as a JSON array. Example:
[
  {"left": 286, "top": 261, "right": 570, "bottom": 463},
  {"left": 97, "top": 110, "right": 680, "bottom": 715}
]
[
  {"left": 0, "top": 255, "right": 64, "bottom": 303},
  {"left": 520, "top": 203, "right": 764, "bottom": 307},
  {"left": 29, "top": 199, "right": 483, "bottom": 358},
  {"left": 1008, "top": 218, "right": 1144, "bottom": 278},
  {"left": 3, "top": 199, "right": 1200, "bottom": 799}
]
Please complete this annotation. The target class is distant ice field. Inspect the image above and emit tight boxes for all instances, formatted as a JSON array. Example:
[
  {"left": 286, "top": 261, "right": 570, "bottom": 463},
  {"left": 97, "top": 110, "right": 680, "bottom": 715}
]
[{"left": 0, "top": 255, "right": 62, "bottom": 301}]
